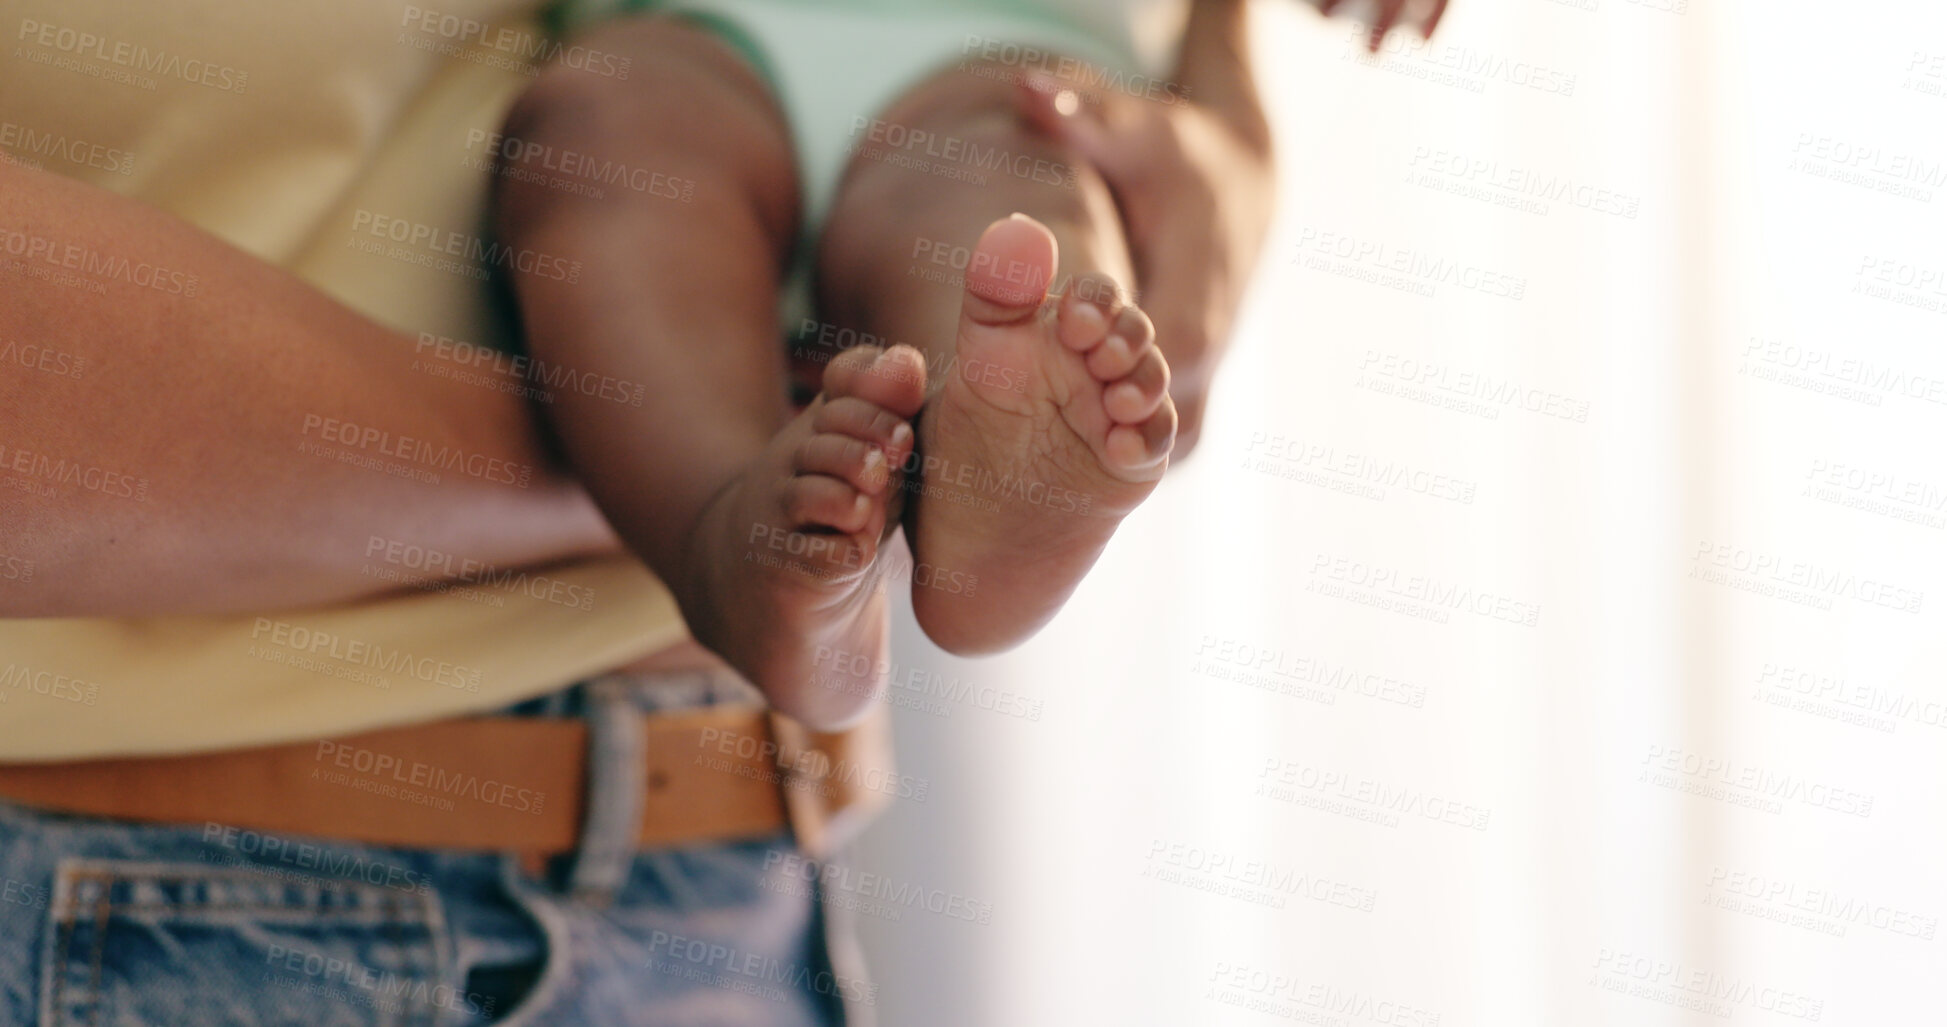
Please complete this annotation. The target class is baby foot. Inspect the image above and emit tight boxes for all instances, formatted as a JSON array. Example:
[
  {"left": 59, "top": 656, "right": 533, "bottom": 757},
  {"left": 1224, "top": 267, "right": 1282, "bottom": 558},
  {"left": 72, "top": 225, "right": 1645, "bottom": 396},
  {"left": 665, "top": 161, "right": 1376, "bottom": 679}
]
[
  {"left": 679, "top": 345, "right": 927, "bottom": 727},
  {"left": 906, "top": 213, "right": 1176, "bottom": 654}
]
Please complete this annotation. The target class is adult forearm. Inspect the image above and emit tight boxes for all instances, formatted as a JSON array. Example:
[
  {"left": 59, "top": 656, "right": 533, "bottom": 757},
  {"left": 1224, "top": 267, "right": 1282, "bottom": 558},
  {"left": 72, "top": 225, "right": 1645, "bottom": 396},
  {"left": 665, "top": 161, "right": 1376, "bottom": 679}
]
[{"left": 0, "top": 161, "right": 617, "bottom": 617}]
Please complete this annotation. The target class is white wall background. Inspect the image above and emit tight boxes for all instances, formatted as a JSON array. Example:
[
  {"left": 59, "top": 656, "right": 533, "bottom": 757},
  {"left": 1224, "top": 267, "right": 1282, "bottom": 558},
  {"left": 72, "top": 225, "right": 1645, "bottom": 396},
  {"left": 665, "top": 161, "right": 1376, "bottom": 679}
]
[{"left": 853, "top": 1, "right": 1947, "bottom": 1024}]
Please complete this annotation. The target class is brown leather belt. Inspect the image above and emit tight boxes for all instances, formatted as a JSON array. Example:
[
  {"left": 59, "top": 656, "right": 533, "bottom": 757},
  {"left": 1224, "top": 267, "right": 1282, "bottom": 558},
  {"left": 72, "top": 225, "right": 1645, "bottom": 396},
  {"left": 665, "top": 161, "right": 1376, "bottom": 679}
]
[{"left": 0, "top": 704, "right": 892, "bottom": 858}]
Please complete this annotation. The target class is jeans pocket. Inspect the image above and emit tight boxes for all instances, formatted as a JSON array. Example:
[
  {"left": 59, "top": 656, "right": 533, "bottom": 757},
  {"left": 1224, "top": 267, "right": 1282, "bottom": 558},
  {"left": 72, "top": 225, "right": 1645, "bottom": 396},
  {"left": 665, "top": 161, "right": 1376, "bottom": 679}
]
[{"left": 39, "top": 858, "right": 461, "bottom": 1027}]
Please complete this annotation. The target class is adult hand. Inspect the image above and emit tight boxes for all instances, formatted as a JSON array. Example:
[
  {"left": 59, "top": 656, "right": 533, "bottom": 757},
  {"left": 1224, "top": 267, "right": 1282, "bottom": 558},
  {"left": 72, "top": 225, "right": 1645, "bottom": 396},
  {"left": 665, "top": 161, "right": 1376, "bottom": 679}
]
[
  {"left": 1322, "top": 0, "right": 1452, "bottom": 52},
  {"left": 1013, "top": 0, "right": 1277, "bottom": 454}
]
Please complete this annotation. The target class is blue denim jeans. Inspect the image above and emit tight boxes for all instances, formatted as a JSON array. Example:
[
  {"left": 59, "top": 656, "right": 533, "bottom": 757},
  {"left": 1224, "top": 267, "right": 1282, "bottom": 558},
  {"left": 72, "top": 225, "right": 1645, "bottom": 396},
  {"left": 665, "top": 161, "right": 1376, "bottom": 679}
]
[{"left": 0, "top": 673, "right": 862, "bottom": 1025}]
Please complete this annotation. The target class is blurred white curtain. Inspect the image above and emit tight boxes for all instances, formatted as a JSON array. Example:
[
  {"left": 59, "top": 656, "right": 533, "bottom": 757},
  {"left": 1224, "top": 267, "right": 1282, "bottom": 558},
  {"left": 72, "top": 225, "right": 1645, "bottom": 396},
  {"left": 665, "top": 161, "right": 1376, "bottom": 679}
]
[{"left": 854, "top": 1, "right": 1947, "bottom": 1024}]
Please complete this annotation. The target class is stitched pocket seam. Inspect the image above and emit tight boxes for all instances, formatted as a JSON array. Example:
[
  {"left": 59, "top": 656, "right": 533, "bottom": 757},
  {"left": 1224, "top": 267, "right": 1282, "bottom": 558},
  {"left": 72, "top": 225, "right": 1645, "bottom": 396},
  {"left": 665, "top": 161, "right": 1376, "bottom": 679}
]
[{"left": 41, "top": 858, "right": 444, "bottom": 1027}]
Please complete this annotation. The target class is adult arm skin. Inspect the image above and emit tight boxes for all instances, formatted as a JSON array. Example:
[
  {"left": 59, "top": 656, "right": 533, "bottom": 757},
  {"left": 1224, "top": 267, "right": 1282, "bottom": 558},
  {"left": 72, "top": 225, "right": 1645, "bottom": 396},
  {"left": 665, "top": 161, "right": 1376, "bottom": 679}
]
[
  {"left": 1018, "top": 0, "right": 1454, "bottom": 450},
  {"left": 0, "top": 159, "right": 618, "bottom": 617}
]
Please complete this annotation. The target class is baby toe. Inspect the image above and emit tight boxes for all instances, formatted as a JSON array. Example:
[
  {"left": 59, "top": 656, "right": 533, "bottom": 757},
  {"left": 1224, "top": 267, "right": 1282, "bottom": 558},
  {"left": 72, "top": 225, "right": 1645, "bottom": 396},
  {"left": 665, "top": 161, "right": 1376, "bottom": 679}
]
[
  {"left": 813, "top": 397, "right": 915, "bottom": 460},
  {"left": 784, "top": 475, "right": 872, "bottom": 535},
  {"left": 822, "top": 344, "right": 928, "bottom": 416},
  {"left": 1056, "top": 273, "right": 1124, "bottom": 351},
  {"left": 1111, "top": 305, "right": 1154, "bottom": 350},
  {"left": 1102, "top": 346, "right": 1171, "bottom": 424},
  {"left": 796, "top": 432, "right": 890, "bottom": 496},
  {"left": 1104, "top": 398, "right": 1176, "bottom": 476},
  {"left": 1084, "top": 308, "right": 1155, "bottom": 380}
]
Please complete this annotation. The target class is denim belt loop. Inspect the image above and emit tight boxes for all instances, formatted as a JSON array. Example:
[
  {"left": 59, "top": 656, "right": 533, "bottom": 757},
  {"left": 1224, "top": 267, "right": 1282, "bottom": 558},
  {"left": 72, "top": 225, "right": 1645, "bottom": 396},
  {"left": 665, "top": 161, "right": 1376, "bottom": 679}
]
[{"left": 565, "top": 676, "right": 647, "bottom": 905}]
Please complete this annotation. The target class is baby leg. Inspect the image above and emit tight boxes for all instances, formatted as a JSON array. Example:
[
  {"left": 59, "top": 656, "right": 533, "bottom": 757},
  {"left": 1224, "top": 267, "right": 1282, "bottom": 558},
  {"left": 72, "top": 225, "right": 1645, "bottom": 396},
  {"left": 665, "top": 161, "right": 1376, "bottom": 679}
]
[
  {"left": 816, "top": 66, "right": 1177, "bottom": 655},
  {"left": 495, "top": 18, "right": 925, "bottom": 726}
]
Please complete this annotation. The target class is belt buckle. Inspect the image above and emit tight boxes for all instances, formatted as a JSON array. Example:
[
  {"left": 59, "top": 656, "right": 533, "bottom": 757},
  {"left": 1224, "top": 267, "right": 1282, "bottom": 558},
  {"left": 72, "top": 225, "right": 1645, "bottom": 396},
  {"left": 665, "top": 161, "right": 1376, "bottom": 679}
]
[
  {"left": 767, "top": 711, "right": 835, "bottom": 858},
  {"left": 765, "top": 705, "right": 897, "bottom": 860}
]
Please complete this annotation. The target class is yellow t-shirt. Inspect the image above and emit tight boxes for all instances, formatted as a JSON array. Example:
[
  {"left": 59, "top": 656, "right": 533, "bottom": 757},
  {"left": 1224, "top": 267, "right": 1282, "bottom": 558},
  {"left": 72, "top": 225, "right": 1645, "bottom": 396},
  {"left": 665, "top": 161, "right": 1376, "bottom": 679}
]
[{"left": 0, "top": 0, "right": 684, "bottom": 759}]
